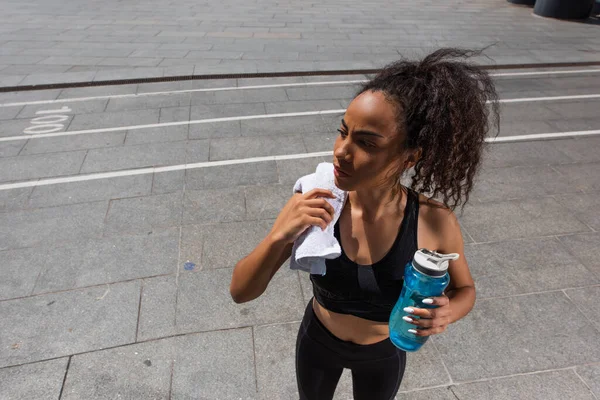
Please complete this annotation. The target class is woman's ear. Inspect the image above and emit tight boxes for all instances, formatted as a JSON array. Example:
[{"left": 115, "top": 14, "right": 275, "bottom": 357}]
[{"left": 404, "top": 147, "right": 422, "bottom": 169}]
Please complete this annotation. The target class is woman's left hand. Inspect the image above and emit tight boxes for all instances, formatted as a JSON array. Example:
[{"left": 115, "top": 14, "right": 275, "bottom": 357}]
[{"left": 403, "top": 295, "right": 452, "bottom": 337}]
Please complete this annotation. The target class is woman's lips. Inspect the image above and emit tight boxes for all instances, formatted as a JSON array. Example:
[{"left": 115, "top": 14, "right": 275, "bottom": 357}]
[{"left": 334, "top": 165, "right": 350, "bottom": 178}]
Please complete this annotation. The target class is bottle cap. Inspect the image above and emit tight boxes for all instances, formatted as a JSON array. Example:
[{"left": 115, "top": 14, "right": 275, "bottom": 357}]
[{"left": 412, "top": 249, "right": 460, "bottom": 277}]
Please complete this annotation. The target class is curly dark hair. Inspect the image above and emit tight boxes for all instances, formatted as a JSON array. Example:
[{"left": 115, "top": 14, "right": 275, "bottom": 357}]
[{"left": 357, "top": 48, "right": 500, "bottom": 211}]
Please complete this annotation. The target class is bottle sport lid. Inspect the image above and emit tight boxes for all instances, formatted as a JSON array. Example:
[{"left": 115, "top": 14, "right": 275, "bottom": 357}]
[{"left": 412, "top": 248, "right": 460, "bottom": 277}]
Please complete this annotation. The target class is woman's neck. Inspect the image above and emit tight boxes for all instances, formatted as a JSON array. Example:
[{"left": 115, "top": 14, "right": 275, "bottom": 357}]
[{"left": 349, "top": 185, "right": 406, "bottom": 222}]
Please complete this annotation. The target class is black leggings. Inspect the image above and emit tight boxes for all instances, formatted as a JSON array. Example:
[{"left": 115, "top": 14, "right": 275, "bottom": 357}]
[{"left": 296, "top": 299, "right": 406, "bottom": 400}]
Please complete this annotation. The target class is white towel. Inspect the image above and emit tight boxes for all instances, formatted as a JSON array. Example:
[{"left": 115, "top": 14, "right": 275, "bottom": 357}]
[{"left": 290, "top": 162, "right": 347, "bottom": 275}]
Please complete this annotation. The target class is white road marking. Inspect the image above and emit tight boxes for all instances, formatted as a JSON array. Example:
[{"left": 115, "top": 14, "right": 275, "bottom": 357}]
[
  {"left": 1, "top": 130, "right": 598, "bottom": 191},
  {"left": 1, "top": 68, "right": 600, "bottom": 108},
  {"left": 1, "top": 93, "right": 599, "bottom": 143}
]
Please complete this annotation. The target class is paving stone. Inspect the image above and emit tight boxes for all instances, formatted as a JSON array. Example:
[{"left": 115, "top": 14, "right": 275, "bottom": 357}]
[
  {"left": 0, "top": 280, "right": 140, "bottom": 368},
  {"left": 182, "top": 187, "right": 246, "bottom": 224},
  {"left": 461, "top": 197, "right": 591, "bottom": 243},
  {"left": 286, "top": 85, "right": 359, "bottom": 101},
  {"left": 302, "top": 132, "right": 337, "bottom": 153},
  {"left": 0, "top": 140, "right": 25, "bottom": 157},
  {"left": 0, "top": 201, "right": 107, "bottom": 251},
  {"left": 124, "top": 125, "right": 188, "bottom": 145},
  {"left": 174, "top": 266, "right": 304, "bottom": 333},
  {"left": 551, "top": 162, "right": 600, "bottom": 193},
  {"left": 576, "top": 363, "right": 600, "bottom": 399},
  {"left": 554, "top": 193, "right": 600, "bottom": 231},
  {"left": 0, "top": 118, "right": 35, "bottom": 138},
  {"left": 209, "top": 134, "right": 306, "bottom": 161},
  {"left": 558, "top": 233, "right": 600, "bottom": 279},
  {"left": 265, "top": 99, "right": 346, "bottom": 114},
  {"left": 0, "top": 358, "right": 68, "bottom": 400},
  {"left": 105, "top": 192, "right": 183, "bottom": 236},
  {"left": 57, "top": 84, "right": 138, "bottom": 99},
  {"left": 152, "top": 170, "right": 184, "bottom": 194},
  {"left": 399, "top": 342, "right": 451, "bottom": 391},
  {"left": 433, "top": 291, "right": 600, "bottom": 382},
  {"left": 190, "top": 87, "right": 287, "bottom": 105},
  {"left": 137, "top": 275, "right": 179, "bottom": 341},
  {"left": 245, "top": 184, "right": 290, "bottom": 220},
  {"left": 33, "top": 228, "right": 178, "bottom": 293},
  {"left": 451, "top": 369, "right": 596, "bottom": 400},
  {"left": 241, "top": 114, "right": 334, "bottom": 137},
  {"left": 80, "top": 140, "right": 208, "bottom": 173},
  {"left": 0, "top": 105, "right": 24, "bottom": 120},
  {"left": 0, "top": 246, "right": 46, "bottom": 301},
  {"left": 277, "top": 156, "right": 329, "bottom": 185},
  {"left": 171, "top": 328, "right": 257, "bottom": 399},
  {"left": 0, "top": 149, "right": 87, "bottom": 183},
  {"left": 396, "top": 387, "right": 457, "bottom": 400},
  {"left": 68, "top": 109, "right": 159, "bottom": 131},
  {"left": 105, "top": 94, "right": 190, "bottom": 112},
  {"left": 20, "top": 131, "right": 125, "bottom": 155},
  {"left": 564, "top": 286, "right": 600, "bottom": 332},
  {"left": 62, "top": 339, "right": 174, "bottom": 400},
  {"left": 190, "top": 102, "right": 265, "bottom": 120},
  {"left": 182, "top": 220, "right": 273, "bottom": 270},
  {"left": 465, "top": 237, "right": 597, "bottom": 299},
  {"left": 480, "top": 140, "right": 575, "bottom": 169},
  {"left": 185, "top": 161, "right": 279, "bottom": 190},
  {"left": 189, "top": 120, "right": 240, "bottom": 139},
  {"left": 0, "top": 187, "right": 32, "bottom": 213},
  {"left": 158, "top": 106, "right": 190, "bottom": 122},
  {"left": 0, "top": 90, "right": 61, "bottom": 104}
]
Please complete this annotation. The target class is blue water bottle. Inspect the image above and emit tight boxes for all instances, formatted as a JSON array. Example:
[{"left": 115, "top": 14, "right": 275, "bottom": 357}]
[{"left": 389, "top": 249, "right": 459, "bottom": 352}]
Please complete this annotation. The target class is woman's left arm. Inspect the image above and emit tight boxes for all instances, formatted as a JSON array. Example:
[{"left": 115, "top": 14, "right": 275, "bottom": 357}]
[{"left": 404, "top": 210, "right": 475, "bottom": 336}]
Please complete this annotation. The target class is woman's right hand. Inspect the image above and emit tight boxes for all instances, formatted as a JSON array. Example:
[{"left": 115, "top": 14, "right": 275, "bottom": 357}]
[{"left": 269, "top": 189, "right": 337, "bottom": 244}]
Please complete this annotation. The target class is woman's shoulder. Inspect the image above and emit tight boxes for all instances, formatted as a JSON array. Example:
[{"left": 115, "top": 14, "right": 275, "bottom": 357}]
[{"left": 414, "top": 191, "right": 462, "bottom": 250}]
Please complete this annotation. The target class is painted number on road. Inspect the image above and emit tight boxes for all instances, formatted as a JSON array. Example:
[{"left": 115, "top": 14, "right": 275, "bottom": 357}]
[{"left": 23, "top": 106, "right": 72, "bottom": 135}]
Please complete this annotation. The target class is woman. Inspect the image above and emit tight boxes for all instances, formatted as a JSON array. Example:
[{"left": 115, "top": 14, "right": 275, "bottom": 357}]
[{"left": 230, "top": 48, "right": 499, "bottom": 400}]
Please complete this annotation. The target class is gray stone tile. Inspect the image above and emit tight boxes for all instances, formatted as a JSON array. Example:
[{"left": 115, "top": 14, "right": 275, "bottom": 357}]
[
  {"left": 0, "top": 358, "right": 68, "bottom": 400},
  {"left": 564, "top": 286, "right": 600, "bottom": 331},
  {"left": 152, "top": 170, "right": 184, "bottom": 194},
  {"left": 277, "top": 157, "right": 329, "bottom": 184},
  {"left": 0, "top": 280, "right": 140, "bottom": 368},
  {"left": 137, "top": 275, "right": 178, "bottom": 341},
  {"left": 105, "top": 193, "right": 183, "bottom": 236},
  {"left": 265, "top": 99, "right": 345, "bottom": 114},
  {"left": 396, "top": 387, "right": 457, "bottom": 400},
  {"left": 245, "top": 184, "right": 290, "bottom": 220},
  {"left": 99, "top": 57, "right": 163, "bottom": 67},
  {"left": 0, "top": 246, "right": 45, "bottom": 300},
  {"left": 68, "top": 109, "right": 159, "bottom": 131},
  {"left": 286, "top": 85, "right": 359, "bottom": 101},
  {"left": 577, "top": 363, "right": 600, "bottom": 399},
  {"left": 302, "top": 132, "right": 337, "bottom": 153},
  {"left": 171, "top": 328, "right": 257, "bottom": 400},
  {"left": 124, "top": 125, "right": 188, "bottom": 145},
  {"left": 465, "top": 237, "right": 598, "bottom": 299},
  {"left": 554, "top": 193, "right": 600, "bottom": 231},
  {"left": 182, "top": 220, "right": 273, "bottom": 270},
  {"left": 550, "top": 136, "right": 600, "bottom": 165},
  {"left": 0, "top": 201, "right": 107, "bottom": 251},
  {"left": 0, "top": 105, "right": 24, "bottom": 120},
  {"left": 0, "top": 150, "right": 86, "bottom": 183},
  {"left": 190, "top": 87, "right": 288, "bottom": 105},
  {"left": 20, "top": 131, "right": 125, "bottom": 155},
  {"left": 461, "top": 197, "right": 591, "bottom": 243},
  {"left": 182, "top": 187, "right": 246, "bottom": 224},
  {"left": 190, "top": 102, "right": 265, "bottom": 120},
  {"left": 58, "top": 84, "right": 138, "bottom": 99},
  {"left": 158, "top": 106, "right": 190, "bottom": 123},
  {"left": 185, "top": 161, "right": 279, "bottom": 190},
  {"left": 0, "top": 140, "right": 25, "bottom": 158},
  {"left": 189, "top": 120, "right": 240, "bottom": 139},
  {"left": 0, "top": 187, "right": 32, "bottom": 213},
  {"left": 433, "top": 291, "right": 600, "bottom": 381},
  {"left": 451, "top": 369, "right": 596, "bottom": 400},
  {"left": 481, "top": 140, "right": 575, "bottom": 169},
  {"left": 254, "top": 322, "right": 301, "bottom": 399},
  {"left": 241, "top": 114, "right": 334, "bottom": 137},
  {"left": 62, "top": 340, "right": 173, "bottom": 400},
  {"left": 33, "top": 228, "right": 178, "bottom": 293},
  {"left": 472, "top": 165, "right": 575, "bottom": 202},
  {"left": 81, "top": 140, "right": 208, "bottom": 173},
  {"left": 105, "top": 94, "right": 190, "bottom": 112},
  {"left": 0, "top": 90, "right": 61, "bottom": 104},
  {"left": 174, "top": 267, "right": 304, "bottom": 333},
  {"left": 0, "top": 119, "right": 32, "bottom": 138},
  {"left": 17, "top": 99, "right": 108, "bottom": 118},
  {"left": 558, "top": 233, "right": 600, "bottom": 278},
  {"left": 209, "top": 134, "right": 306, "bottom": 161},
  {"left": 399, "top": 342, "right": 451, "bottom": 391},
  {"left": 552, "top": 162, "right": 600, "bottom": 193},
  {"left": 28, "top": 174, "right": 151, "bottom": 208}
]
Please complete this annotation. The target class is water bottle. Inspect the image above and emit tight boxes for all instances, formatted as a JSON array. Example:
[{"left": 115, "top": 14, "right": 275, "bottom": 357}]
[{"left": 389, "top": 249, "right": 459, "bottom": 352}]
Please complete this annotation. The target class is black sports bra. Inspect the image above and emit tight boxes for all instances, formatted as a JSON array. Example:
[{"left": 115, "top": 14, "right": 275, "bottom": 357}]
[{"left": 310, "top": 188, "right": 420, "bottom": 322}]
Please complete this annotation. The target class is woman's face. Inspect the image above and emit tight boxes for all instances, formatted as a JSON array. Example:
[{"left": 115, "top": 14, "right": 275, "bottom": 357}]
[{"left": 333, "top": 90, "right": 409, "bottom": 192}]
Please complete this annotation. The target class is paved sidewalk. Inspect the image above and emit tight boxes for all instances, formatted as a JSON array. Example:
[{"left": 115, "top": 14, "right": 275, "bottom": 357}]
[
  {"left": 0, "top": 0, "right": 599, "bottom": 86},
  {"left": 0, "top": 67, "right": 599, "bottom": 399}
]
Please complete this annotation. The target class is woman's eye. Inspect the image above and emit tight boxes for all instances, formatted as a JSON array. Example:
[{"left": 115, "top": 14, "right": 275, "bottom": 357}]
[{"left": 337, "top": 129, "right": 347, "bottom": 137}]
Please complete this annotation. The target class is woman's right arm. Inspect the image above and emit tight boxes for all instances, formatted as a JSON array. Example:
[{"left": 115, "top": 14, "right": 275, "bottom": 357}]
[{"left": 229, "top": 188, "right": 336, "bottom": 303}]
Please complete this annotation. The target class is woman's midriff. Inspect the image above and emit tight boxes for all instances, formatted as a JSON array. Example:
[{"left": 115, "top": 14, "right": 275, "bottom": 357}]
[{"left": 311, "top": 298, "right": 390, "bottom": 345}]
